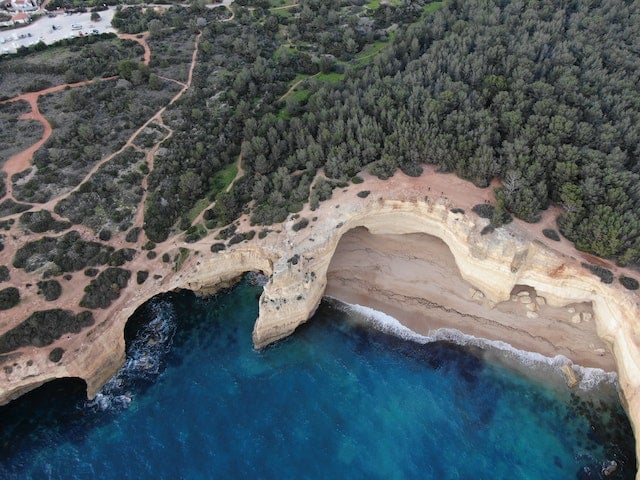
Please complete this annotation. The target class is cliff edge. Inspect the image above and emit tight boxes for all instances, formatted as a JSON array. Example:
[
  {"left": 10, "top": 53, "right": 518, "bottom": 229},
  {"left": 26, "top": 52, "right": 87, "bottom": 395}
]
[{"left": 1, "top": 171, "right": 640, "bottom": 476}]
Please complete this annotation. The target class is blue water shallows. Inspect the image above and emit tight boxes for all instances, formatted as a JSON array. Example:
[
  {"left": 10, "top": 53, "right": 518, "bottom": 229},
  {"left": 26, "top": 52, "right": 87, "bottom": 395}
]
[{"left": 0, "top": 277, "right": 635, "bottom": 479}]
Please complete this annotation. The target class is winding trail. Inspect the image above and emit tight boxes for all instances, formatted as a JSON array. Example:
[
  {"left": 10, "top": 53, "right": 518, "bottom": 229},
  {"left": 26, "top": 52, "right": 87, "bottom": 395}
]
[
  {"left": 0, "top": 32, "right": 151, "bottom": 200},
  {"left": 278, "top": 73, "right": 317, "bottom": 103},
  {"left": 191, "top": 152, "right": 245, "bottom": 225},
  {"left": 118, "top": 32, "right": 151, "bottom": 66}
]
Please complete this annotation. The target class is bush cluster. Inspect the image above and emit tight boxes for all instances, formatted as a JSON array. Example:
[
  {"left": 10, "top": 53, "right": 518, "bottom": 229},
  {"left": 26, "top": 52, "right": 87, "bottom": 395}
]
[
  {"left": 37, "top": 280, "right": 62, "bottom": 301},
  {"left": 80, "top": 268, "right": 131, "bottom": 309},
  {"left": 292, "top": 218, "right": 309, "bottom": 231},
  {"left": 0, "top": 309, "right": 94, "bottom": 354},
  {"left": 542, "top": 229, "right": 561, "bottom": 242},
  {"left": 0, "top": 287, "right": 20, "bottom": 310},
  {"left": 619, "top": 276, "right": 639, "bottom": 291},
  {"left": 581, "top": 263, "right": 614, "bottom": 284},
  {"left": 13, "top": 231, "right": 113, "bottom": 275}
]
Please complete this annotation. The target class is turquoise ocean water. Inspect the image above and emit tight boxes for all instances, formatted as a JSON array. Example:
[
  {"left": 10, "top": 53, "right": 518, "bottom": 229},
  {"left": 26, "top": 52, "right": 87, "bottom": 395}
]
[{"left": 0, "top": 277, "right": 635, "bottom": 479}]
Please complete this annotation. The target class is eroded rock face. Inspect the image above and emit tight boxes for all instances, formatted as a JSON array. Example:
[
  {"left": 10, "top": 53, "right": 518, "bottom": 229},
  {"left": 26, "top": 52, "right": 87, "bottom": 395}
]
[
  {"left": 1, "top": 196, "right": 640, "bottom": 477},
  {"left": 250, "top": 198, "right": 640, "bottom": 476}
]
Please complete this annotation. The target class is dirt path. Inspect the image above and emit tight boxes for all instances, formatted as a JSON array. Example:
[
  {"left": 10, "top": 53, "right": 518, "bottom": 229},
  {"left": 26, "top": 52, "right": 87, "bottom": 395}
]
[
  {"left": 118, "top": 32, "right": 151, "bottom": 66},
  {"left": 270, "top": 3, "right": 299, "bottom": 10},
  {"left": 0, "top": 34, "right": 150, "bottom": 198},
  {"left": 1, "top": 77, "right": 118, "bottom": 200},
  {"left": 132, "top": 120, "right": 173, "bottom": 237},
  {"left": 278, "top": 73, "right": 317, "bottom": 103},
  {"left": 191, "top": 153, "right": 245, "bottom": 225}
]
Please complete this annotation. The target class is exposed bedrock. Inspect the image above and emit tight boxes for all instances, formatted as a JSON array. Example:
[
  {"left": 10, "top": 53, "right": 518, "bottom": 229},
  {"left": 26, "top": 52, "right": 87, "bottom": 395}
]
[
  {"left": 251, "top": 198, "right": 640, "bottom": 476},
  {"left": 1, "top": 197, "right": 640, "bottom": 476}
]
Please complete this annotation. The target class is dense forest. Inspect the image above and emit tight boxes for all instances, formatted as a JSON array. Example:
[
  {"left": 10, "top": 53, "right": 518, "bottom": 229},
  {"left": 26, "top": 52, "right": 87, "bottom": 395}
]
[
  {"left": 133, "top": 0, "right": 640, "bottom": 265},
  {"left": 5, "top": 0, "right": 640, "bottom": 266}
]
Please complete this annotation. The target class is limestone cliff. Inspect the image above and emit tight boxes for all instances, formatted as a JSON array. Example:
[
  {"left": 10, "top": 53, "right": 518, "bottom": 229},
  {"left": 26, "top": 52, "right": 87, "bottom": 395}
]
[{"left": 1, "top": 192, "right": 640, "bottom": 476}]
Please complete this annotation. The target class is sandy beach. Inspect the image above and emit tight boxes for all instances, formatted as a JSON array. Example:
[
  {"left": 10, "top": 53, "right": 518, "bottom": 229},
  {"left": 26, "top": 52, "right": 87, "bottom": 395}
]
[{"left": 326, "top": 227, "right": 616, "bottom": 373}]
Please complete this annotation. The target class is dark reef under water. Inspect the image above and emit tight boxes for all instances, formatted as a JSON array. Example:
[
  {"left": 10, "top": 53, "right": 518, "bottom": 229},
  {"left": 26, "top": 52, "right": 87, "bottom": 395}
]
[{"left": 0, "top": 277, "right": 635, "bottom": 479}]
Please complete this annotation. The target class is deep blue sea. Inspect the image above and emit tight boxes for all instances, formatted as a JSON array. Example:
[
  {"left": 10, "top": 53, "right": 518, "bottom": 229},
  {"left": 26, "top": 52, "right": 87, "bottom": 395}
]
[{"left": 0, "top": 277, "right": 635, "bottom": 479}]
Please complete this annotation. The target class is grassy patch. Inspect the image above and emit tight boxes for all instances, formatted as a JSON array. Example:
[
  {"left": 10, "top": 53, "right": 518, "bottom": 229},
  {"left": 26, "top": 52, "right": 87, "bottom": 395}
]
[
  {"left": 277, "top": 108, "right": 291, "bottom": 120},
  {"left": 354, "top": 34, "right": 395, "bottom": 66},
  {"left": 292, "top": 88, "right": 311, "bottom": 102},
  {"left": 316, "top": 72, "right": 345, "bottom": 83},
  {"left": 423, "top": 1, "right": 445, "bottom": 14},
  {"left": 209, "top": 163, "right": 239, "bottom": 197},
  {"left": 271, "top": 7, "right": 294, "bottom": 17},
  {"left": 269, "top": 0, "right": 297, "bottom": 6},
  {"left": 187, "top": 198, "right": 212, "bottom": 223},
  {"left": 186, "top": 163, "right": 239, "bottom": 222}
]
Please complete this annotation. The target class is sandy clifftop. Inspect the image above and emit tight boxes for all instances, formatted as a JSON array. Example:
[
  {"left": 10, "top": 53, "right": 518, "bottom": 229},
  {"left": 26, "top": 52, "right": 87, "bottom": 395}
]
[{"left": 1, "top": 171, "right": 640, "bottom": 476}]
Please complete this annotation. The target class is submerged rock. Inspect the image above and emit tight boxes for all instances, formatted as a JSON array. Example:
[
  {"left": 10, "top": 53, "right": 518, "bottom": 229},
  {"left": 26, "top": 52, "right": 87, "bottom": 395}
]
[{"left": 561, "top": 364, "right": 579, "bottom": 389}]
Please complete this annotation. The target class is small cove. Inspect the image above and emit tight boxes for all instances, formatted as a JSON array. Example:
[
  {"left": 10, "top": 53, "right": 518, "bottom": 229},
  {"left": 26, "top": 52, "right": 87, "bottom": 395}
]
[{"left": 0, "top": 277, "right": 635, "bottom": 479}]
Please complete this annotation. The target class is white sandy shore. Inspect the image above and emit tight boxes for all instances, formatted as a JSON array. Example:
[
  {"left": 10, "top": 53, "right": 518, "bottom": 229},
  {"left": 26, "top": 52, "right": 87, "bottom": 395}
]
[{"left": 325, "top": 227, "right": 616, "bottom": 373}]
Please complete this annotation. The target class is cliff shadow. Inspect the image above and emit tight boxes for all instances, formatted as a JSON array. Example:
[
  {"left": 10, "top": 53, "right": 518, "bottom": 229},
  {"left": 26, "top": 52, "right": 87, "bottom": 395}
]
[{"left": 0, "top": 377, "right": 90, "bottom": 459}]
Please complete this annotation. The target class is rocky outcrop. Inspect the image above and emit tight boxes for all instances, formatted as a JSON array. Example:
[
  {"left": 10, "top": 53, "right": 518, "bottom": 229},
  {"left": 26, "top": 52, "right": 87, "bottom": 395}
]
[
  {"left": 0, "top": 247, "right": 276, "bottom": 402},
  {"left": 1, "top": 194, "right": 640, "bottom": 476},
  {"left": 251, "top": 197, "right": 640, "bottom": 475}
]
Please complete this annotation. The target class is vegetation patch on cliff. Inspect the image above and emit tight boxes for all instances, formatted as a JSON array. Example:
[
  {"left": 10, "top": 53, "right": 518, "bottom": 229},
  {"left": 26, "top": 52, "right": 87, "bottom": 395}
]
[
  {"left": 80, "top": 267, "right": 131, "bottom": 309},
  {"left": 13, "top": 231, "right": 114, "bottom": 276},
  {"left": 0, "top": 309, "right": 94, "bottom": 354}
]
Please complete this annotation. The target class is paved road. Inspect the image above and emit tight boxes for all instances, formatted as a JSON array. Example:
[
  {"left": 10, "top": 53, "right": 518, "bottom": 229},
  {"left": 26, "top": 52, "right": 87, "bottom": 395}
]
[{"left": 1, "top": 7, "right": 116, "bottom": 54}]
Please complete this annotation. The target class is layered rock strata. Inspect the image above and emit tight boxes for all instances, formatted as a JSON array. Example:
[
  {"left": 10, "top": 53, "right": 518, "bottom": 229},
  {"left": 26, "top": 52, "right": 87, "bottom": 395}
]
[{"left": 1, "top": 193, "right": 640, "bottom": 476}]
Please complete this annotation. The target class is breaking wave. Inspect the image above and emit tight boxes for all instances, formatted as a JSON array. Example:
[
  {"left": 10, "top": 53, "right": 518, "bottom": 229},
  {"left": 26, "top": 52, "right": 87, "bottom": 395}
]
[
  {"left": 332, "top": 299, "right": 618, "bottom": 394},
  {"left": 86, "top": 299, "right": 177, "bottom": 412}
]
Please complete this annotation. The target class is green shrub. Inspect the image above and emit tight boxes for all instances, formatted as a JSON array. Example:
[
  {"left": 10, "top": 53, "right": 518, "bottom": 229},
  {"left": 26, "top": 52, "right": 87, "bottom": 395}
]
[
  {"left": 450, "top": 208, "right": 465, "bottom": 214},
  {"left": 109, "top": 248, "right": 136, "bottom": 266},
  {"left": 292, "top": 218, "right": 309, "bottom": 231},
  {"left": 125, "top": 227, "right": 142, "bottom": 243},
  {"left": 49, "top": 347, "right": 64, "bottom": 363},
  {"left": 162, "top": 253, "right": 170, "bottom": 263},
  {"left": 0, "top": 265, "right": 9, "bottom": 282},
  {"left": 37, "top": 280, "right": 62, "bottom": 301},
  {"left": 480, "top": 225, "right": 495, "bottom": 236},
  {"left": 84, "top": 268, "right": 99, "bottom": 277},
  {"left": 542, "top": 229, "right": 561, "bottom": 242},
  {"left": 581, "top": 263, "right": 614, "bottom": 284},
  {"left": 136, "top": 270, "right": 149, "bottom": 285},
  {"left": 356, "top": 190, "right": 370, "bottom": 198},
  {"left": 619, "top": 276, "right": 639, "bottom": 290},
  {"left": 0, "top": 287, "right": 20, "bottom": 310},
  {"left": 142, "top": 241, "right": 156, "bottom": 250},
  {"left": 211, "top": 243, "right": 226, "bottom": 252},
  {"left": 472, "top": 204, "right": 495, "bottom": 219}
]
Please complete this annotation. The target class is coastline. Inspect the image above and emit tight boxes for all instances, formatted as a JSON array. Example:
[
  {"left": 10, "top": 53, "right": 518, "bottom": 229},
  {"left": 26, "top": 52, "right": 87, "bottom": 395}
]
[
  {"left": 3, "top": 169, "right": 640, "bottom": 476},
  {"left": 325, "top": 228, "right": 616, "bottom": 373},
  {"left": 327, "top": 298, "right": 619, "bottom": 400}
]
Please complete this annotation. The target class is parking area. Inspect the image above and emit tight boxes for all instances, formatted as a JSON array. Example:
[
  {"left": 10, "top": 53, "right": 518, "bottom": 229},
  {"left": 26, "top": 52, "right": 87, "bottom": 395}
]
[{"left": 0, "top": 7, "right": 117, "bottom": 54}]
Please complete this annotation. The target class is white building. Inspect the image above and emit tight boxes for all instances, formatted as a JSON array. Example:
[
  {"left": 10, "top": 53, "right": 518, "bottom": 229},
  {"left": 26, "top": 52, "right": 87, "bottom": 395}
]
[{"left": 11, "top": 0, "right": 38, "bottom": 12}]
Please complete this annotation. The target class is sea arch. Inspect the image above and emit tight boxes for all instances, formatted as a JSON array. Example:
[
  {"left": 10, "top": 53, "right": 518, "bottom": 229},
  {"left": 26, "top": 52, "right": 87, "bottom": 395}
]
[{"left": 251, "top": 197, "right": 640, "bottom": 472}]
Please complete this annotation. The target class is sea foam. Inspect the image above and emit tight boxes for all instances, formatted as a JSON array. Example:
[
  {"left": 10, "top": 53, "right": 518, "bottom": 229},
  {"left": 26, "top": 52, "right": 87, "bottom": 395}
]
[
  {"left": 86, "top": 298, "right": 177, "bottom": 411},
  {"left": 334, "top": 299, "right": 618, "bottom": 393}
]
